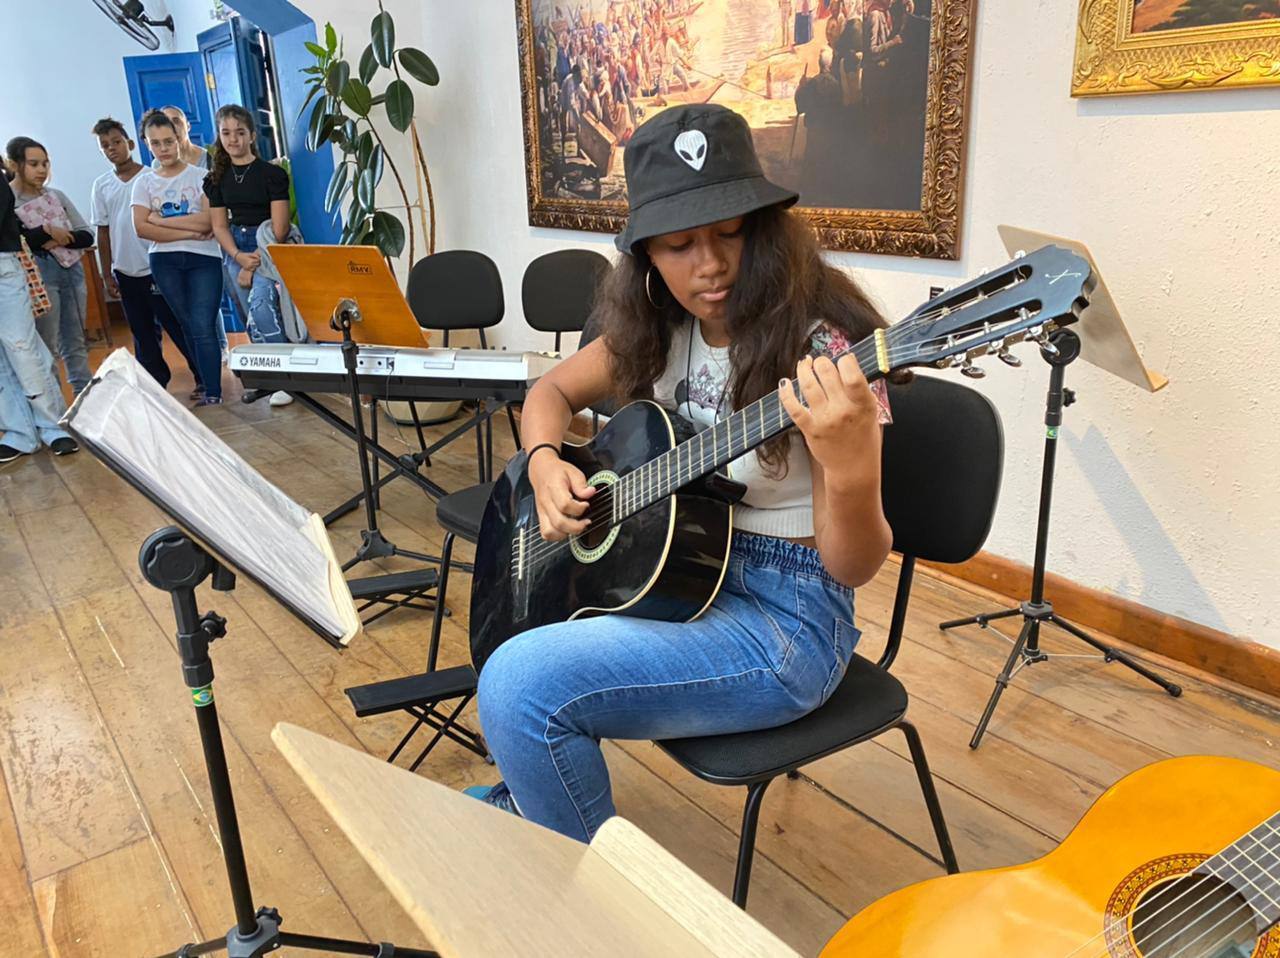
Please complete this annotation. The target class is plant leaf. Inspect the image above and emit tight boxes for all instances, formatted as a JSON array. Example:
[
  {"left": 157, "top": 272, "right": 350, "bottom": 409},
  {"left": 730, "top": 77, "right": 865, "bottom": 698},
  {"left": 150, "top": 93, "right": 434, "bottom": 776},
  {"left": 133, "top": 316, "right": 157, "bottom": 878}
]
[
  {"left": 306, "top": 98, "right": 331, "bottom": 151},
  {"left": 356, "top": 167, "right": 376, "bottom": 211},
  {"left": 368, "top": 144, "right": 385, "bottom": 188},
  {"left": 324, "top": 22, "right": 337, "bottom": 54},
  {"left": 371, "top": 211, "right": 405, "bottom": 258},
  {"left": 384, "top": 79, "right": 414, "bottom": 133},
  {"left": 354, "top": 216, "right": 375, "bottom": 246},
  {"left": 397, "top": 47, "right": 439, "bottom": 86},
  {"left": 359, "top": 44, "right": 378, "bottom": 84},
  {"left": 371, "top": 11, "right": 395, "bottom": 68},
  {"left": 331, "top": 182, "right": 352, "bottom": 226},
  {"left": 341, "top": 78, "right": 373, "bottom": 117},
  {"left": 305, "top": 40, "right": 327, "bottom": 58},
  {"left": 339, "top": 120, "right": 358, "bottom": 153},
  {"left": 325, "top": 59, "right": 350, "bottom": 96},
  {"left": 295, "top": 82, "right": 324, "bottom": 125},
  {"left": 355, "top": 131, "right": 374, "bottom": 170},
  {"left": 324, "top": 162, "right": 349, "bottom": 212}
]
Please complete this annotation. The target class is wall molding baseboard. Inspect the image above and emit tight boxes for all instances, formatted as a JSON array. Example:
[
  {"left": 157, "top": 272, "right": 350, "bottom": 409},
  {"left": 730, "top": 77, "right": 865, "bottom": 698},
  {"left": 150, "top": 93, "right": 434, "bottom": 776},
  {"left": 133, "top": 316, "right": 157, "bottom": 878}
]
[{"left": 920, "top": 552, "right": 1280, "bottom": 701}]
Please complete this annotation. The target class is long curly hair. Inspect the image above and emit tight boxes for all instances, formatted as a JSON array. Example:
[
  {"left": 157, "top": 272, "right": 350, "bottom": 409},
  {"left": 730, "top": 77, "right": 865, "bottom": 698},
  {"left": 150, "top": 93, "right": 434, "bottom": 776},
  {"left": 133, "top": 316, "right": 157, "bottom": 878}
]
[
  {"left": 208, "top": 104, "right": 258, "bottom": 186},
  {"left": 594, "top": 204, "right": 891, "bottom": 475}
]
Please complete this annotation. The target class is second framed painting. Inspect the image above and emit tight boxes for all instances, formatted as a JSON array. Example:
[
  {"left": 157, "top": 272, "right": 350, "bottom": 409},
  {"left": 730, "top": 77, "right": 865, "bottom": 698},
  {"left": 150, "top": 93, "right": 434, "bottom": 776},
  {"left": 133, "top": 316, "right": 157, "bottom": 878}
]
[{"left": 515, "top": 0, "right": 977, "bottom": 259}]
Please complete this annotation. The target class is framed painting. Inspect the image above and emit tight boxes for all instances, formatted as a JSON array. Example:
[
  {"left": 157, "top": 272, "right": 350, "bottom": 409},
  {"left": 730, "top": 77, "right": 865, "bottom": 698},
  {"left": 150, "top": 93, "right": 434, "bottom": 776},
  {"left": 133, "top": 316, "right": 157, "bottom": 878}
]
[
  {"left": 1073, "top": 0, "right": 1280, "bottom": 95},
  {"left": 515, "top": 0, "right": 976, "bottom": 259}
]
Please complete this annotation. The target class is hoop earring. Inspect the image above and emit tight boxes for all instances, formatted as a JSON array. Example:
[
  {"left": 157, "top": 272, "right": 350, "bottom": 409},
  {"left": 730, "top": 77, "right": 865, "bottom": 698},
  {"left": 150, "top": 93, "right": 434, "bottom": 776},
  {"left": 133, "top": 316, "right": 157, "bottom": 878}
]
[{"left": 645, "top": 267, "right": 662, "bottom": 308}]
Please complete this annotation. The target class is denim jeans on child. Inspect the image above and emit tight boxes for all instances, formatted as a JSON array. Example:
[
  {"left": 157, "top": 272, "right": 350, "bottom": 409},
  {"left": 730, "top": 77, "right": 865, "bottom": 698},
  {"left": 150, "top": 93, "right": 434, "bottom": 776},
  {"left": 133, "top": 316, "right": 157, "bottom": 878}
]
[
  {"left": 34, "top": 255, "right": 92, "bottom": 395},
  {"left": 476, "top": 531, "right": 861, "bottom": 843},
  {"left": 115, "top": 270, "right": 199, "bottom": 390},
  {"left": 226, "top": 224, "right": 288, "bottom": 344},
  {"left": 0, "top": 253, "right": 72, "bottom": 452},
  {"left": 149, "top": 252, "right": 224, "bottom": 400}
]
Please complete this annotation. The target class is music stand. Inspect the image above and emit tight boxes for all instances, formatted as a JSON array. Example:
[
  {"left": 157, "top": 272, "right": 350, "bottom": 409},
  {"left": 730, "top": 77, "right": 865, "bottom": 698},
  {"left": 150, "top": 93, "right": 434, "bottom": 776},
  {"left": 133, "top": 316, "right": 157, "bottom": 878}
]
[
  {"left": 61, "top": 349, "right": 437, "bottom": 958},
  {"left": 265, "top": 246, "right": 442, "bottom": 623},
  {"left": 944, "top": 227, "right": 1182, "bottom": 749}
]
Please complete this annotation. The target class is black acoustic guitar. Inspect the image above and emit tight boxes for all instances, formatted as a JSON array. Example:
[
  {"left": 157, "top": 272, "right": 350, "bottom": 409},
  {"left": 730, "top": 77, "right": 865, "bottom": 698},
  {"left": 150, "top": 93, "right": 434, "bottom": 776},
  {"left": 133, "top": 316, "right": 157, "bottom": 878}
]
[{"left": 469, "top": 246, "right": 1094, "bottom": 672}]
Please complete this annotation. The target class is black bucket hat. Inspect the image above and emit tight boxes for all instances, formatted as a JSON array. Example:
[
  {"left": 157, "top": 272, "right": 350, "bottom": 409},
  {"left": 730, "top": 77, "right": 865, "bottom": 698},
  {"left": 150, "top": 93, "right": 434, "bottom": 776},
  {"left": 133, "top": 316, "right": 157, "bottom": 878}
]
[{"left": 615, "top": 104, "right": 798, "bottom": 255}]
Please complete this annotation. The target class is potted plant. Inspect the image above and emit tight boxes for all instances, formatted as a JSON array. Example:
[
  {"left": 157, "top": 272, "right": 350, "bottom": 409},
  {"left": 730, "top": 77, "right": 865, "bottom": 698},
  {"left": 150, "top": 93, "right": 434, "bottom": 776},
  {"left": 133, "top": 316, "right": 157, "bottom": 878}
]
[{"left": 299, "top": 5, "right": 439, "bottom": 263}]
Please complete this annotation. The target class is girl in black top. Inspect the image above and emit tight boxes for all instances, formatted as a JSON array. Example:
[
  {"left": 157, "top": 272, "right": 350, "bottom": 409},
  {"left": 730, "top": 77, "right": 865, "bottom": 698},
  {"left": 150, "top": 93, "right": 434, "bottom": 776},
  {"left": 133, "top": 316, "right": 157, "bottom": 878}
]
[{"left": 204, "top": 104, "right": 293, "bottom": 347}]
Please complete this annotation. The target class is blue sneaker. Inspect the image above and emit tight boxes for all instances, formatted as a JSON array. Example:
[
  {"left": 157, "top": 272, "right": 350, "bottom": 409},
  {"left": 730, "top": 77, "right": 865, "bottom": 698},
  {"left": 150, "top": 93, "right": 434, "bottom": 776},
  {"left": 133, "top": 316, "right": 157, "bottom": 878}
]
[{"left": 462, "top": 782, "right": 522, "bottom": 817}]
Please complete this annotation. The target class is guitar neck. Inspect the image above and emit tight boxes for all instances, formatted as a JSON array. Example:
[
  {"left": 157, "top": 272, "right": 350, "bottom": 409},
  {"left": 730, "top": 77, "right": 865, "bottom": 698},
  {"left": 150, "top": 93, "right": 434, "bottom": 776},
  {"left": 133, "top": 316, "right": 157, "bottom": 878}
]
[{"left": 611, "top": 334, "right": 886, "bottom": 519}]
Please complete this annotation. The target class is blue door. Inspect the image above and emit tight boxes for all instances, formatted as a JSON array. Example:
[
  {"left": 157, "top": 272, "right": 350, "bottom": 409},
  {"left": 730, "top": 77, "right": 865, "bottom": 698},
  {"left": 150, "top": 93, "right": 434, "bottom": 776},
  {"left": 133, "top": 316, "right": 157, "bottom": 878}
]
[
  {"left": 199, "top": 19, "right": 279, "bottom": 160},
  {"left": 122, "top": 53, "right": 215, "bottom": 164}
]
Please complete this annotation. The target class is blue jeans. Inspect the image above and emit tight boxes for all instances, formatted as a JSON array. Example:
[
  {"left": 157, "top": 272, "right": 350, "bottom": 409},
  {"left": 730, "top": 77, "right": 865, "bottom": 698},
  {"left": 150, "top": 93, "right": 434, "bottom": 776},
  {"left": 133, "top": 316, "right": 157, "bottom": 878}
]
[
  {"left": 477, "top": 532, "right": 861, "bottom": 842},
  {"left": 226, "top": 224, "right": 288, "bottom": 344},
  {"left": 0, "top": 253, "right": 71, "bottom": 452},
  {"left": 35, "top": 256, "right": 92, "bottom": 395},
  {"left": 115, "top": 270, "right": 198, "bottom": 389},
  {"left": 149, "top": 252, "right": 224, "bottom": 400}
]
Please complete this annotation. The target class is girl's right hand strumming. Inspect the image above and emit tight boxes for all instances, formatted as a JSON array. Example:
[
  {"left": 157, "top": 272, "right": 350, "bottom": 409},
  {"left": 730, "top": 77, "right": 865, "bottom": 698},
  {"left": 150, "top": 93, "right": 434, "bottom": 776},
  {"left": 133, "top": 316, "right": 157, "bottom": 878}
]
[{"left": 528, "top": 449, "right": 596, "bottom": 541}]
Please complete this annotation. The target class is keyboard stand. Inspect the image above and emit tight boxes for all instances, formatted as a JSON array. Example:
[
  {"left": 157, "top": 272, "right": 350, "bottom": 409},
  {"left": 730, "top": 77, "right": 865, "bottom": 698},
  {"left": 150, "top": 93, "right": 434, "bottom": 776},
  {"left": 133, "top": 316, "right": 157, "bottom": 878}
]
[{"left": 327, "top": 301, "right": 440, "bottom": 624}]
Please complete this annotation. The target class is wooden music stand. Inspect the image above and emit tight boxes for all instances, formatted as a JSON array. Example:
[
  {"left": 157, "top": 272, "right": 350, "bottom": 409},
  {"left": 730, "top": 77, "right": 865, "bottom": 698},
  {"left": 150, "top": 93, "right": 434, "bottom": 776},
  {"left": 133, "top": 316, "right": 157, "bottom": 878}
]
[
  {"left": 268, "top": 244, "right": 428, "bottom": 347},
  {"left": 272, "top": 722, "right": 800, "bottom": 958}
]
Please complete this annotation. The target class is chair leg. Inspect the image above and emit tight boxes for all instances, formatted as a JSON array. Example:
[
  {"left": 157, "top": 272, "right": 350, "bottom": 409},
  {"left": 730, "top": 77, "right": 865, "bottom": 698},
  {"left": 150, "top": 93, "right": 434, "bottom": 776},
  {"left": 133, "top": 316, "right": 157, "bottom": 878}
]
[
  {"left": 505, "top": 403, "right": 520, "bottom": 450},
  {"left": 732, "top": 779, "right": 772, "bottom": 909},
  {"left": 899, "top": 720, "right": 960, "bottom": 874},
  {"left": 427, "top": 532, "right": 454, "bottom": 673}
]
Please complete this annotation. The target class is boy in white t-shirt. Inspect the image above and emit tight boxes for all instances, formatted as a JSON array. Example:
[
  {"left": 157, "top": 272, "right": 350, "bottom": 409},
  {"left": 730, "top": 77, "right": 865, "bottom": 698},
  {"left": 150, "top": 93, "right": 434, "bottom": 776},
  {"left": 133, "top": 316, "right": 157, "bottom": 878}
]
[
  {"left": 131, "top": 109, "right": 225, "bottom": 405},
  {"left": 89, "top": 117, "right": 197, "bottom": 391}
]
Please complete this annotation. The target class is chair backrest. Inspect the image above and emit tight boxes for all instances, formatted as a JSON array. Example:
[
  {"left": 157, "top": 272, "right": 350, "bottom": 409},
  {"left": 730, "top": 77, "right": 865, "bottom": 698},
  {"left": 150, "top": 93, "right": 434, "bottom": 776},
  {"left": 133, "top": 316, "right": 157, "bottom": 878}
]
[
  {"left": 406, "top": 250, "right": 504, "bottom": 344},
  {"left": 877, "top": 374, "right": 1003, "bottom": 667},
  {"left": 521, "top": 249, "right": 611, "bottom": 350}
]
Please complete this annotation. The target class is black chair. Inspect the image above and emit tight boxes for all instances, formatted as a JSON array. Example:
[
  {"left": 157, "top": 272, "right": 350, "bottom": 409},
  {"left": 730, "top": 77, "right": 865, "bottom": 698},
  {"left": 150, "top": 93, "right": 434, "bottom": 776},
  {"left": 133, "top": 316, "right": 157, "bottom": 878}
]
[
  {"left": 406, "top": 249, "right": 512, "bottom": 482},
  {"left": 656, "top": 374, "right": 1004, "bottom": 908},
  {"left": 522, "top": 249, "right": 611, "bottom": 352}
]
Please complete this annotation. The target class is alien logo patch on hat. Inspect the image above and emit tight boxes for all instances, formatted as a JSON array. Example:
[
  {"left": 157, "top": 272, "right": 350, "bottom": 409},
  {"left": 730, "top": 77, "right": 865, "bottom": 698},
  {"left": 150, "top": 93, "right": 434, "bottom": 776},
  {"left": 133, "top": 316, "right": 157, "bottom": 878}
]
[{"left": 674, "top": 130, "right": 707, "bottom": 172}]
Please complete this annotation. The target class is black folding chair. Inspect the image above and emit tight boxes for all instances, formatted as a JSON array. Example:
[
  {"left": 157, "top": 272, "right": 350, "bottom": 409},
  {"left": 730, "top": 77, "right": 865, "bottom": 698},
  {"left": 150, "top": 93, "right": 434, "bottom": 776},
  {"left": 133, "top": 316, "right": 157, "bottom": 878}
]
[
  {"left": 522, "top": 248, "right": 610, "bottom": 352},
  {"left": 657, "top": 374, "right": 1004, "bottom": 907},
  {"left": 406, "top": 249, "right": 510, "bottom": 482}
]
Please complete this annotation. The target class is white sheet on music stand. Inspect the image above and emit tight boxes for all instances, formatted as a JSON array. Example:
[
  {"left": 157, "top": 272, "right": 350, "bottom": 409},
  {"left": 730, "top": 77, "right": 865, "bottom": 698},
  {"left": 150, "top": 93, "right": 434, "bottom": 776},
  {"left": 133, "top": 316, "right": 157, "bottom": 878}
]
[{"left": 64, "top": 349, "right": 359, "bottom": 645}]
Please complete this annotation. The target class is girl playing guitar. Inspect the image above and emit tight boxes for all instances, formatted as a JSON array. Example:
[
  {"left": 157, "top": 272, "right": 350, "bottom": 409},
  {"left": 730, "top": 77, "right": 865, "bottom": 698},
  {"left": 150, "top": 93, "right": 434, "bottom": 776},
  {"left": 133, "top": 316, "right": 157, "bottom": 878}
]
[{"left": 469, "top": 104, "right": 895, "bottom": 841}]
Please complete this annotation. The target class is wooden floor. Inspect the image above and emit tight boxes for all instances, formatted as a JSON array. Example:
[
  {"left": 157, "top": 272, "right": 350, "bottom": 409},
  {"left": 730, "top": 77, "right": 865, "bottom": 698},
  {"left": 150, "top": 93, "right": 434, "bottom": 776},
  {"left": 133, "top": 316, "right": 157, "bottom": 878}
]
[{"left": 2, "top": 343, "right": 1279, "bottom": 957}]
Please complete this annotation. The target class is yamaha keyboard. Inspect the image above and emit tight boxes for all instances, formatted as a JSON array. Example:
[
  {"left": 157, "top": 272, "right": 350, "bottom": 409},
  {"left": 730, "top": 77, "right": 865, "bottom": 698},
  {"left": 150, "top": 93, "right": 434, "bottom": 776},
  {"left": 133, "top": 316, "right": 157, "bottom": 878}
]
[{"left": 229, "top": 343, "right": 559, "bottom": 401}]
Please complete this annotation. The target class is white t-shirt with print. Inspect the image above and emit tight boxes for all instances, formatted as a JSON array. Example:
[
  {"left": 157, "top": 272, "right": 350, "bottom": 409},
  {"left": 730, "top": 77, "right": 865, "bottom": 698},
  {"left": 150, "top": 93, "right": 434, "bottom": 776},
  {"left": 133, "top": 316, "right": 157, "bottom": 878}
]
[
  {"left": 90, "top": 169, "right": 151, "bottom": 277},
  {"left": 129, "top": 164, "right": 220, "bottom": 259},
  {"left": 651, "top": 316, "right": 891, "bottom": 539}
]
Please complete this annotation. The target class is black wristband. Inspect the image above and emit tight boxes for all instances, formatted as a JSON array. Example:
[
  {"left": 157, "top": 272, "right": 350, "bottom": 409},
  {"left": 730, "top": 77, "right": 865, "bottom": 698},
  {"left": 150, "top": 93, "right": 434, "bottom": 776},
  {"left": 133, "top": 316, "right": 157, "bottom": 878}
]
[{"left": 527, "top": 443, "right": 561, "bottom": 463}]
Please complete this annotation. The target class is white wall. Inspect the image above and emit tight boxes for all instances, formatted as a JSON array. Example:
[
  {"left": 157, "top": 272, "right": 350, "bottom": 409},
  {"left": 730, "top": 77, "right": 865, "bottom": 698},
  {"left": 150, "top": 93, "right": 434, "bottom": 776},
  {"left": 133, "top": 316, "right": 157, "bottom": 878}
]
[
  {"left": 296, "top": 1, "right": 1280, "bottom": 647},
  {"left": 1, "top": 0, "right": 218, "bottom": 216}
]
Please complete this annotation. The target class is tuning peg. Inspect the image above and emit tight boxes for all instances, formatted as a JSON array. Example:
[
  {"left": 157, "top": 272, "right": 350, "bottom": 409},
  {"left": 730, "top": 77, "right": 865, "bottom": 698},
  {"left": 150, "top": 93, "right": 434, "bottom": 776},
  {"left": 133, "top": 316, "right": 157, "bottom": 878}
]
[
  {"left": 1036, "top": 331, "right": 1059, "bottom": 357},
  {"left": 960, "top": 358, "right": 986, "bottom": 379},
  {"left": 996, "top": 345, "right": 1022, "bottom": 367}
]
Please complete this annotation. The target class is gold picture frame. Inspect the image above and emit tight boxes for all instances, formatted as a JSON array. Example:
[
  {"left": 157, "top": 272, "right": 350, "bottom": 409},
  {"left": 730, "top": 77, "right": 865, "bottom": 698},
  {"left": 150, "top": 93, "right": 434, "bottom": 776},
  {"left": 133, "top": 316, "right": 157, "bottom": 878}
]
[
  {"left": 516, "top": 0, "right": 977, "bottom": 259},
  {"left": 1073, "top": 0, "right": 1280, "bottom": 96}
]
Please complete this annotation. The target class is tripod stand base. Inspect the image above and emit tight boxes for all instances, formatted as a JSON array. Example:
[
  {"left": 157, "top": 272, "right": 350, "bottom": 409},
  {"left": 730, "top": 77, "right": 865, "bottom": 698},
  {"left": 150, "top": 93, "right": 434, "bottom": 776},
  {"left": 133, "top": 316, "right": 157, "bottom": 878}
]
[
  {"left": 163, "top": 906, "right": 438, "bottom": 957},
  {"left": 941, "top": 600, "right": 1182, "bottom": 749}
]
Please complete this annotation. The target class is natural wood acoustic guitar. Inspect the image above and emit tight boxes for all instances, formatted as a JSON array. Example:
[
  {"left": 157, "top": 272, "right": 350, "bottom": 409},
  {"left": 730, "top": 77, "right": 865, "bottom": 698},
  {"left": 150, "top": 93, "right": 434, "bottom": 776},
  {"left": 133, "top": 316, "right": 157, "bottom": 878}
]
[{"left": 821, "top": 756, "right": 1280, "bottom": 958}]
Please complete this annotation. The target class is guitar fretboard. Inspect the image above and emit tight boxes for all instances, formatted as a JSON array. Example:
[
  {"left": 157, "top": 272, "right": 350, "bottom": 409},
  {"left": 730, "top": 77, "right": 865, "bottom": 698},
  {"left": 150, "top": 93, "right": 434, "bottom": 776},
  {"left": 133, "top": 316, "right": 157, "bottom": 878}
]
[
  {"left": 609, "top": 335, "right": 885, "bottom": 523},
  {"left": 1199, "top": 811, "right": 1280, "bottom": 931}
]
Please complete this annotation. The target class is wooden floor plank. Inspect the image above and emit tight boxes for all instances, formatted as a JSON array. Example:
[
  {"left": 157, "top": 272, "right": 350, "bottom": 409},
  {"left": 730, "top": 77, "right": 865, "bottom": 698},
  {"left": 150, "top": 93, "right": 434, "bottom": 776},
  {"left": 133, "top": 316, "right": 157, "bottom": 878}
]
[
  {"left": 32, "top": 838, "right": 195, "bottom": 957},
  {"left": 0, "top": 746, "right": 48, "bottom": 957}
]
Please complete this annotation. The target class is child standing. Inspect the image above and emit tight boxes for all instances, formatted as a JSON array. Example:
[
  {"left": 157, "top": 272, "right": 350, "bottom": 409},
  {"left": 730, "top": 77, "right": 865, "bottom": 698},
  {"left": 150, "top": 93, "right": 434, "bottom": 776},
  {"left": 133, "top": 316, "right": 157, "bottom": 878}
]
[
  {"left": 131, "top": 110, "right": 224, "bottom": 406},
  {"left": 205, "top": 104, "right": 297, "bottom": 407},
  {"left": 89, "top": 117, "right": 199, "bottom": 392},
  {"left": 5, "top": 137, "right": 94, "bottom": 395}
]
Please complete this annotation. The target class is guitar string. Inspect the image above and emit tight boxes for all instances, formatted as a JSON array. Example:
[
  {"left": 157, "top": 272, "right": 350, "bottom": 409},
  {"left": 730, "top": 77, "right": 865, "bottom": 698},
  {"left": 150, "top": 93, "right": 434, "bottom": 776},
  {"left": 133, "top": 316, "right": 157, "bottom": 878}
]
[
  {"left": 516, "top": 283, "right": 1062, "bottom": 569},
  {"left": 1069, "top": 824, "right": 1280, "bottom": 958},
  {"left": 1159, "top": 905, "right": 1266, "bottom": 958},
  {"left": 514, "top": 328, "right": 971, "bottom": 570}
]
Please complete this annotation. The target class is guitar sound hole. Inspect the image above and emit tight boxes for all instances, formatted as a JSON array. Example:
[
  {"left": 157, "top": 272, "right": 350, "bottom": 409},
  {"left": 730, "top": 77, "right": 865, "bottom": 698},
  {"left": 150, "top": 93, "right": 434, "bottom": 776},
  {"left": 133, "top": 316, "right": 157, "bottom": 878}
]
[
  {"left": 1130, "top": 873, "right": 1257, "bottom": 957},
  {"left": 578, "top": 518, "right": 613, "bottom": 552}
]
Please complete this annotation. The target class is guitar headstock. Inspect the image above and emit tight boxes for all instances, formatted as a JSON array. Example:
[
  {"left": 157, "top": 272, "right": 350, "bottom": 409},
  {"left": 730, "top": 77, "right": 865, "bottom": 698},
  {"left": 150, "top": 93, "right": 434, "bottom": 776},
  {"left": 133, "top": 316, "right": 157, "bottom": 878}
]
[{"left": 885, "top": 246, "right": 1094, "bottom": 378}]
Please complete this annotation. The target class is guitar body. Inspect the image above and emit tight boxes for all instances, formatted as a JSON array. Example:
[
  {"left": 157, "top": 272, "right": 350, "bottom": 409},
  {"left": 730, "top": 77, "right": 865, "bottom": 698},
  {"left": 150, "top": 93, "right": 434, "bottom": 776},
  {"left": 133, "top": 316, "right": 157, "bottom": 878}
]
[
  {"left": 469, "top": 401, "right": 742, "bottom": 673},
  {"left": 822, "top": 756, "right": 1280, "bottom": 958}
]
